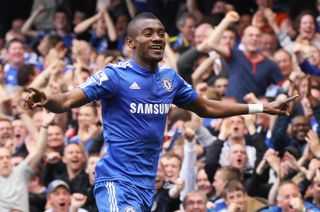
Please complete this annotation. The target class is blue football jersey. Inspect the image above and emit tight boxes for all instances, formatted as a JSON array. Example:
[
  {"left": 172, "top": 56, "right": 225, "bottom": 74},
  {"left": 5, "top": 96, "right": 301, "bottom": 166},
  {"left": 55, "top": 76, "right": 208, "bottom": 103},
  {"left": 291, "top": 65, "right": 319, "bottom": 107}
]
[{"left": 80, "top": 59, "right": 198, "bottom": 188}]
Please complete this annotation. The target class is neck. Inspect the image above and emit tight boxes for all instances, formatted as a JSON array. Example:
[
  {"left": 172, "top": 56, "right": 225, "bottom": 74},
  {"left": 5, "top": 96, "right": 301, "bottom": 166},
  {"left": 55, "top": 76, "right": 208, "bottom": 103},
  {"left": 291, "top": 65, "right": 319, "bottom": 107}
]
[
  {"left": 13, "top": 137, "right": 25, "bottom": 147},
  {"left": 228, "top": 137, "right": 245, "bottom": 146},
  {"left": 239, "top": 168, "right": 245, "bottom": 175},
  {"left": 299, "top": 33, "right": 314, "bottom": 41},
  {"left": 67, "top": 166, "right": 82, "bottom": 180},
  {"left": 133, "top": 57, "right": 158, "bottom": 72},
  {"left": 54, "top": 206, "right": 69, "bottom": 212},
  {"left": 244, "top": 50, "right": 260, "bottom": 59}
]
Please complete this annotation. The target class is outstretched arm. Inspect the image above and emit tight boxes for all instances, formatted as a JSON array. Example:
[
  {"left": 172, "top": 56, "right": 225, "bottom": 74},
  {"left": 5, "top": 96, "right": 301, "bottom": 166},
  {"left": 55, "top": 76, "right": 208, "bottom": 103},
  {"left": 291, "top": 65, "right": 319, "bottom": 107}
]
[
  {"left": 183, "top": 94, "right": 299, "bottom": 118},
  {"left": 24, "top": 87, "right": 89, "bottom": 113}
]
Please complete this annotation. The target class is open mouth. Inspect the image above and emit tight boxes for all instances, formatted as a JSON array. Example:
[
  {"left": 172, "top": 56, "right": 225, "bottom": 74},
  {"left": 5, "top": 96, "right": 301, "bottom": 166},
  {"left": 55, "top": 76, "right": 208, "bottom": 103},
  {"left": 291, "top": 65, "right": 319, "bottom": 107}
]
[
  {"left": 298, "top": 132, "right": 307, "bottom": 138},
  {"left": 236, "top": 158, "right": 243, "bottom": 165},
  {"left": 149, "top": 45, "right": 163, "bottom": 52},
  {"left": 71, "top": 159, "right": 79, "bottom": 163},
  {"left": 304, "top": 29, "right": 313, "bottom": 33},
  {"left": 59, "top": 202, "right": 66, "bottom": 207}
]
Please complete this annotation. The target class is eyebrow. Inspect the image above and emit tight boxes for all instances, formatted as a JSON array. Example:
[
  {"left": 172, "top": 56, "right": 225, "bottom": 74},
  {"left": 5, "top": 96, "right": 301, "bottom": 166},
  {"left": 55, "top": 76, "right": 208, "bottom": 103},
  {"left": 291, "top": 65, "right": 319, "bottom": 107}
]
[{"left": 141, "top": 27, "right": 165, "bottom": 32}]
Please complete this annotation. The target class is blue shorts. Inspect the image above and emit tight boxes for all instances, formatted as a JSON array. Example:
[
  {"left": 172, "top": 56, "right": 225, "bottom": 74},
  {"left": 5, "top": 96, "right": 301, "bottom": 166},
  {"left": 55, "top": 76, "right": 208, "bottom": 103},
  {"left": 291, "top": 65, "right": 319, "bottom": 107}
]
[{"left": 94, "top": 181, "right": 154, "bottom": 212}]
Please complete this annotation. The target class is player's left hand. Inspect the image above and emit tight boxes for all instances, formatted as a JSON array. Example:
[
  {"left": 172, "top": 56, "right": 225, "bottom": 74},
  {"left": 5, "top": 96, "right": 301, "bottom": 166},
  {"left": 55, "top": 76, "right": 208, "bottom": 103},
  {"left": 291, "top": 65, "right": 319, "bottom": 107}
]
[{"left": 263, "top": 94, "right": 299, "bottom": 116}]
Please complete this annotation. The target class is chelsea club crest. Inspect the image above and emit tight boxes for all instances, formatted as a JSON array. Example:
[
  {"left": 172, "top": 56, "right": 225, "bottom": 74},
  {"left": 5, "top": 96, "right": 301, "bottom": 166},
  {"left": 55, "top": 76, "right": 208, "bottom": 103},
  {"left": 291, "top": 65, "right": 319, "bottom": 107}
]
[{"left": 161, "top": 78, "right": 173, "bottom": 92}]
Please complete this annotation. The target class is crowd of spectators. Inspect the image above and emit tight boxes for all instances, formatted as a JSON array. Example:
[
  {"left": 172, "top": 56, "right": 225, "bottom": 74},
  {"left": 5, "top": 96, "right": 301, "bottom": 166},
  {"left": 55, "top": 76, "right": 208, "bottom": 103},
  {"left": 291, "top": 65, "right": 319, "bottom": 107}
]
[{"left": 1, "top": 0, "right": 320, "bottom": 211}]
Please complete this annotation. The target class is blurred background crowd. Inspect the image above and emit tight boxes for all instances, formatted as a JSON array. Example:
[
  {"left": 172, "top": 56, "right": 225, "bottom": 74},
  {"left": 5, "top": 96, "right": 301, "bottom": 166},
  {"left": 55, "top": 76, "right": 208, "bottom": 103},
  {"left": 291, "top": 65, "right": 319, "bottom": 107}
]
[{"left": 1, "top": 0, "right": 320, "bottom": 211}]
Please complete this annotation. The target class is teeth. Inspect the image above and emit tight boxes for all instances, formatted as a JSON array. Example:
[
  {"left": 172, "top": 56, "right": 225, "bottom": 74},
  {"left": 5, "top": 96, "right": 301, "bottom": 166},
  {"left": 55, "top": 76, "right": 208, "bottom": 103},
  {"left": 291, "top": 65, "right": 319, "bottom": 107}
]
[{"left": 151, "top": 46, "right": 161, "bottom": 49}]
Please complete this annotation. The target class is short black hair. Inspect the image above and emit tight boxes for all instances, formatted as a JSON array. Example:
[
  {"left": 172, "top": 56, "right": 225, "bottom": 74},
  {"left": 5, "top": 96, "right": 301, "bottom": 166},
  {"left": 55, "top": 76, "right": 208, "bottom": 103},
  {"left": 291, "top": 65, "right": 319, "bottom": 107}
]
[
  {"left": 17, "top": 64, "right": 36, "bottom": 86},
  {"left": 55, "top": 6, "right": 70, "bottom": 18},
  {"left": 126, "top": 12, "right": 159, "bottom": 37}
]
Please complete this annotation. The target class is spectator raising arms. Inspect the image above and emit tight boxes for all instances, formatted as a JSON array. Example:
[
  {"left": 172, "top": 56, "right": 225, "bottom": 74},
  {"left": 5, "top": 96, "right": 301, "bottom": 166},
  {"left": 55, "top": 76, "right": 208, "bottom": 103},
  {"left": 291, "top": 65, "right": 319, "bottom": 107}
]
[{"left": 0, "top": 110, "right": 55, "bottom": 212}]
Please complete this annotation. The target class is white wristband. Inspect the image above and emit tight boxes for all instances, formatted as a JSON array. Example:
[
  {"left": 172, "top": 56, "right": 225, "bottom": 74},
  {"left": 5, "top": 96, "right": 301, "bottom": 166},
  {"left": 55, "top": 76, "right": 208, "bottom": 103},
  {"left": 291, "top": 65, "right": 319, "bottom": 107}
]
[{"left": 248, "top": 104, "right": 264, "bottom": 114}]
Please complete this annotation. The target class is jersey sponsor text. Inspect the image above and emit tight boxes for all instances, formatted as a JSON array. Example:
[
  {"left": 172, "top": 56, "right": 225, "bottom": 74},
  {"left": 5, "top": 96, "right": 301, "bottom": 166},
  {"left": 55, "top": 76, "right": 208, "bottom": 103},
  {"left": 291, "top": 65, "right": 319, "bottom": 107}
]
[{"left": 130, "top": 103, "right": 171, "bottom": 114}]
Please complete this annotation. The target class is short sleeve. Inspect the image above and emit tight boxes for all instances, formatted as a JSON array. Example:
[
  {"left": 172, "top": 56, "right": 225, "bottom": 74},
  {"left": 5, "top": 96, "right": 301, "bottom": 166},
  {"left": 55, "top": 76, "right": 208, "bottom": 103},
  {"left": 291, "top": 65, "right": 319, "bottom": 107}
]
[
  {"left": 79, "top": 66, "right": 118, "bottom": 101},
  {"left": 173, "top": 73, "right": 198, "bottom": 107}
]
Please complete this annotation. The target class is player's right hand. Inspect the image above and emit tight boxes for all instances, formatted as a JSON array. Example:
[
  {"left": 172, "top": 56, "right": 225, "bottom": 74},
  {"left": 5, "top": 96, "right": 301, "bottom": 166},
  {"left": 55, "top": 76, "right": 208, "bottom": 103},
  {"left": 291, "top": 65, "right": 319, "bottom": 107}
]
[
  {"left": 263, "top": 94, "right": 299, "bottom": 116},
  {"left": 23, "top": 87, "right": 48, "bottom": 110}
]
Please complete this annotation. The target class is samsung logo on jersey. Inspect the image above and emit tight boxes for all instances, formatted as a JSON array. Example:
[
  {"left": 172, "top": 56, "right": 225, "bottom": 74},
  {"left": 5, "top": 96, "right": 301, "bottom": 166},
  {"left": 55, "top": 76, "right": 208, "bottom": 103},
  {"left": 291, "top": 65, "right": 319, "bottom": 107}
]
[{"left": 130, "top": 103, "right": 171, "bottom": 114}]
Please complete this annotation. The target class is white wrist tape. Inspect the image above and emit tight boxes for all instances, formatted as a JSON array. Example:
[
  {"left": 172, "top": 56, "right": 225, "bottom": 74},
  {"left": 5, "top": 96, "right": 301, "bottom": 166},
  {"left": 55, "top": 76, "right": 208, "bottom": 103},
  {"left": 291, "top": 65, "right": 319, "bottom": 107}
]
[{"left": 248, "top": 104, "right": 264, "bottom": 114}]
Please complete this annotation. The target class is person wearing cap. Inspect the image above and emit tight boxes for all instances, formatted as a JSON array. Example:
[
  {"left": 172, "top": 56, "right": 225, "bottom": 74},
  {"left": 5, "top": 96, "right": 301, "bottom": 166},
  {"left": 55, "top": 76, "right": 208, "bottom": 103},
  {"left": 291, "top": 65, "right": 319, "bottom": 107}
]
[
  {"left": 45, "top": 179, "right": 88, "bottom": 212},
  {"left": 0, "top": 111, "right": 55, "bottom": 212}
]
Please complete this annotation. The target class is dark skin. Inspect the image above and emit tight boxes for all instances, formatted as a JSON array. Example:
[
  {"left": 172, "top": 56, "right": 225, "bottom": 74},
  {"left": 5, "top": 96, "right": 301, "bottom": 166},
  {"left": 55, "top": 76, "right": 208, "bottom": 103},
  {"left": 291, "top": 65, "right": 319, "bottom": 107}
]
[
  {"left": 24, "top": 18, "right": 298, "bottom": 118},
  {"left": 291, "top": 116, "right": 310, "bottom": 142}
]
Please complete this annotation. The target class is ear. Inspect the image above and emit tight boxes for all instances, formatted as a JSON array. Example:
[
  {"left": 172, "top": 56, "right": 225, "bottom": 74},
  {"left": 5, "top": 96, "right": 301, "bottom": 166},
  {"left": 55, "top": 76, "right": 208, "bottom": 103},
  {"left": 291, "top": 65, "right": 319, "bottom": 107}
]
[{"left": 125, "top": 36, "right": 136, "bottom": 49}]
